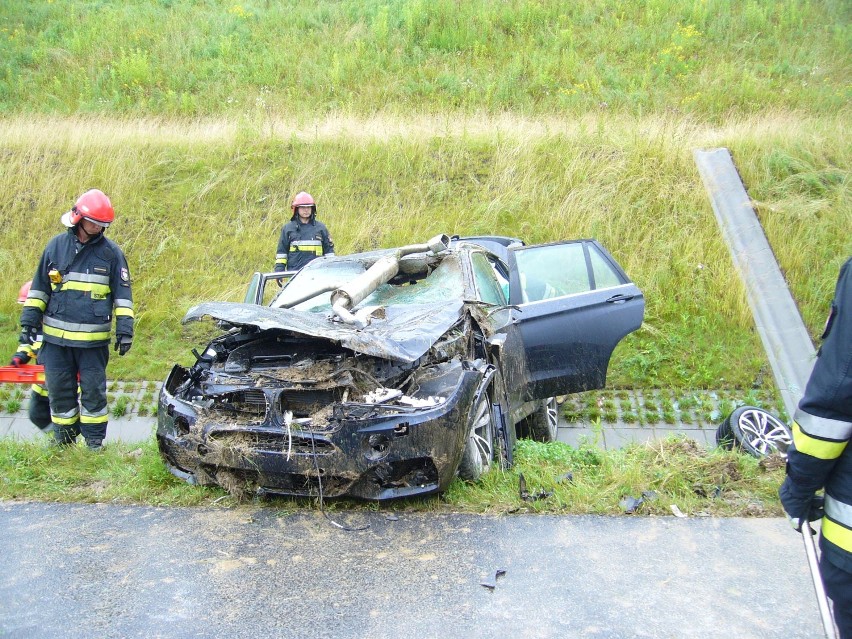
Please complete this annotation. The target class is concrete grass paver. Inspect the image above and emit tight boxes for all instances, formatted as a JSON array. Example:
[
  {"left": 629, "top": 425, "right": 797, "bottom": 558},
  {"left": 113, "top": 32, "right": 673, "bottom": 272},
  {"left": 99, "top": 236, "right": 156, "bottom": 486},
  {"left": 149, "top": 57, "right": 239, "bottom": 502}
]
[{"left": 0, "top": 385, "right": 740, "bottom": 450}]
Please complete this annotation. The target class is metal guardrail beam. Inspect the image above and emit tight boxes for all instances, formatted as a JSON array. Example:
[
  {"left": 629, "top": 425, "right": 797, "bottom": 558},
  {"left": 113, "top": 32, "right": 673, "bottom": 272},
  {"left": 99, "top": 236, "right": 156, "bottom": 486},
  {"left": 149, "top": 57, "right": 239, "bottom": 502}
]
[{"left": 693, "top": 148, "right": 815, "bottom": 419}]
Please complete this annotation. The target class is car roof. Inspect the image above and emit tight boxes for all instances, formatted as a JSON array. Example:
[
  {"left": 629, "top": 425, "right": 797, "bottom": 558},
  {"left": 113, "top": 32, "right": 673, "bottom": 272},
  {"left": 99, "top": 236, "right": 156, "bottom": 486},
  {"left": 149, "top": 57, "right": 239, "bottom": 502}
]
[{"left": 448, "top": 235, "right": 525, "bottom": 262}]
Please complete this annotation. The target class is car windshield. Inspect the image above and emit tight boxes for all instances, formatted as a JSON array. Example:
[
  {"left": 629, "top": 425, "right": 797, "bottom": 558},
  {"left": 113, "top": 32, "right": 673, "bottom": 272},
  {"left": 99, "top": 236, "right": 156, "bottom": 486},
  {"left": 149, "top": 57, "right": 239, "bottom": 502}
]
[{"left": 271, "top": 253, "right": 466, "bottom": 313}]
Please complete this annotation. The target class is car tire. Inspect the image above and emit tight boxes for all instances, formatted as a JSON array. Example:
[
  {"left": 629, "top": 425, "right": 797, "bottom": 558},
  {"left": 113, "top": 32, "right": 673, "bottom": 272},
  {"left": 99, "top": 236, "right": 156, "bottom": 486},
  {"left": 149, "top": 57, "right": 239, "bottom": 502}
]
[
  {"left": 715, "top": 405, "right": 792, "bottom": 457},
  {"left": 458, "top": 384, "right": 498, "bottom": 481},
  {"left": 716, "top": 418, "right": 734, "bottom": 450},
  {"left": 519, "top": 397, "right": 559, "bottom": 442}
]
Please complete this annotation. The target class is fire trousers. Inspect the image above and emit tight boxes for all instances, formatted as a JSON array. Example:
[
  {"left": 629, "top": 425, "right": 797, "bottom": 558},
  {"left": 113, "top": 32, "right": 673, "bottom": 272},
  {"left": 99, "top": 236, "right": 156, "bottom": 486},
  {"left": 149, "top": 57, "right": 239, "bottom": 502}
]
[
  {"left": 822, "top": 553, "right": 852, "bottom": 639},
  {"left": 39, "top": 341, "right": 109, "bottom": 445}
]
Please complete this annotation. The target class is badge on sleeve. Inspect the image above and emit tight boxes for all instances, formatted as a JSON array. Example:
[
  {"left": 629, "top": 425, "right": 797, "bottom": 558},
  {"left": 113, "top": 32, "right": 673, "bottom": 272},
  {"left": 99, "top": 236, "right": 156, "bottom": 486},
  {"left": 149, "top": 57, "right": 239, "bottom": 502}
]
[{"left": 120, "top": 267, "right": 129, "bottom": 282}]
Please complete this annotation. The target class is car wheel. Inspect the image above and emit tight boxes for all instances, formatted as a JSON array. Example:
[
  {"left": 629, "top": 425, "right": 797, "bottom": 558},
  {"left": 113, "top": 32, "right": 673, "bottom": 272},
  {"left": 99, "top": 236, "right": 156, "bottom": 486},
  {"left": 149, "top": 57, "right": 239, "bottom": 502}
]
[
  {"left": 716, "top": 405, "right": 792, "bottom": 457},
  {"left": 458, "top": 385, "right": 497, "bottom": 481},
  {"left": 519, "top": 397, "right": 559, "bottom": 442}
]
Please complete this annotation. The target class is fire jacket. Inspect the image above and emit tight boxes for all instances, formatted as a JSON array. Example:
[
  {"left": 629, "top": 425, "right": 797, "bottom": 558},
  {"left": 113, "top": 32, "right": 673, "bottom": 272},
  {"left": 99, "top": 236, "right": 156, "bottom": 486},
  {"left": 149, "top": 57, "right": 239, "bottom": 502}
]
[
  {"left": 274, "top": 214, "right": 334, "bottom": 272},
  {"left": 21, "top": 228, "right": 134, "bottom": 348},
  {"left": 783, "top": 257, "right": 852, "bottom": 573}
]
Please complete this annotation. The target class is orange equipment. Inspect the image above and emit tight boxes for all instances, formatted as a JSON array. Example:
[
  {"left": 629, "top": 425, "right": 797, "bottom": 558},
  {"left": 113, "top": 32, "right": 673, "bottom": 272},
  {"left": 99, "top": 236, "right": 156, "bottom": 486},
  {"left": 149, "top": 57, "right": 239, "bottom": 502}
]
[{"left": 0, "top": 365, "right": 45, "bottom": 384}]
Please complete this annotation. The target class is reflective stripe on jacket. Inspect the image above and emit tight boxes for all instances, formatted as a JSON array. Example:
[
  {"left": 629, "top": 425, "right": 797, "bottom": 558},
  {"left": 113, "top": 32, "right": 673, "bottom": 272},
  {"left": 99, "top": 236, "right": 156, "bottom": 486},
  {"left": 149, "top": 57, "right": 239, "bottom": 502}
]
[{"left": 21, "top": 228, "right": 134, "bottom": 348}]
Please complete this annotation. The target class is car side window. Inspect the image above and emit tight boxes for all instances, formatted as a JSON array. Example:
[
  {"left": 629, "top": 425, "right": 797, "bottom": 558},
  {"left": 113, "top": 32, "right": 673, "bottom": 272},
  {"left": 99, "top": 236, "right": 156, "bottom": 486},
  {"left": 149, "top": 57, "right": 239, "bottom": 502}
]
[
  {"left": 489, "top": 258, "right": 510, "bottom": 302},
  {"left": 589, "top": 245, "right": 623, "bottom": 289},
  {"left": 470, "top": 252, "right": 507, "bottom": 305},
  {"left": 515, "top": 242, "right": 590, "bottom": 302}
]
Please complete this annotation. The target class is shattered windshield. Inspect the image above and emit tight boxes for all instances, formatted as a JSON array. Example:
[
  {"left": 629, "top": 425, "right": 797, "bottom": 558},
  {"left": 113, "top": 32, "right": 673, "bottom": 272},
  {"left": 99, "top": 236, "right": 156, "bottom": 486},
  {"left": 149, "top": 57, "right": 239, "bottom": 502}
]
[
  {"left": 270, "top": 259, "right": 366, "bottom": 311},
  {"left": 271, "top": 253, "right": 465, "bottom": 313},
  {"left": 362, "top": 256, "right": 464, "bottom": 306}
]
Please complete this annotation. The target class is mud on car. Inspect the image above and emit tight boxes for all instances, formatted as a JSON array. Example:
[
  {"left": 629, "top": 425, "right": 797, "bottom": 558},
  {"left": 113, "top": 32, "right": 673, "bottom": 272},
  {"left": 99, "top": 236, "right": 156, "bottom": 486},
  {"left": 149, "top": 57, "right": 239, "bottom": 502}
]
[{"left": 157, "top": 234, "right": 644, "bottom": 500}]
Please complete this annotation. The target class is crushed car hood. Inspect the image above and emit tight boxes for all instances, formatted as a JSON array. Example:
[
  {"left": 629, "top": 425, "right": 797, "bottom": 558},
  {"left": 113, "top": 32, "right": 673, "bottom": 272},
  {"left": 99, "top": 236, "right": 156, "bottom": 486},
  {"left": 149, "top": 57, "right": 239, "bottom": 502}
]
[{"left": 183, "top": 301, "right": 466, "bottom": 363}]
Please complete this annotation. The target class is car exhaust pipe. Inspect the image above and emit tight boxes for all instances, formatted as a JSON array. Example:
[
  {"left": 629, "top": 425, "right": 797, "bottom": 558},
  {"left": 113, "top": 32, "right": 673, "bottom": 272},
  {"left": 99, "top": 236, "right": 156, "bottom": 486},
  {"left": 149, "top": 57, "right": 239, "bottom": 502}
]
[{"left": 331, "top": 234, "right": 449, "bottom": 326}]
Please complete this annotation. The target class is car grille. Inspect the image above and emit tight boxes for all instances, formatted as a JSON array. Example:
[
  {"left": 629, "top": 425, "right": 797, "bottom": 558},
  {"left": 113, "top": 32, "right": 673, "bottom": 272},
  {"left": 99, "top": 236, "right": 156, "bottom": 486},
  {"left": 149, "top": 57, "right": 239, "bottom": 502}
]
[
  {"left": 209, "top": 389, "right": 269, "bottom": 423},
  {"left": 208, "top": 430, "right": 335, "bottom": 455},
  {"left": 277, "top": 388, "right": 342, "bottom": 417}
]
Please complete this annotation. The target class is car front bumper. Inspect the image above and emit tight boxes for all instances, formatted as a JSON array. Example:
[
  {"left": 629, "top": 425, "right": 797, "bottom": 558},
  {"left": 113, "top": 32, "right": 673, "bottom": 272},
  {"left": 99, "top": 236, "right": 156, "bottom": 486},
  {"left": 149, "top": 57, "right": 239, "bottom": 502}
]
[{"left": 157, "top": 364, "right": 483, "bottom": 500}]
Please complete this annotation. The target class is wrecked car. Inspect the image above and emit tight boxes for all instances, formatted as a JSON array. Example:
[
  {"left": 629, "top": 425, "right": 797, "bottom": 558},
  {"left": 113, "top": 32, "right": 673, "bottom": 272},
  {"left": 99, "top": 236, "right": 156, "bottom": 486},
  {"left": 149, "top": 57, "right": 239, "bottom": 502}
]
[{"left": 157, "top": 234, "right": 644, "bottom": 500}]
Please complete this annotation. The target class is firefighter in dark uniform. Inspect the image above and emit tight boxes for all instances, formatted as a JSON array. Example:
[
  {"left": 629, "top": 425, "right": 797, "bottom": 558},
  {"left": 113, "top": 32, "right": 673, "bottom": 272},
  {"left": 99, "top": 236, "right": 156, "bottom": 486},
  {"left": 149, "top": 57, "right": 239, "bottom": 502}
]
[
  {"left": 20, "top": 189, "right": 134, "bottom": 450},
  {"left": 9, "top": 281, "right": 51, "bottom": 432},
  {"left": 780, "top": 256, "right": 852, "bottom": 638},
  {"left": 274, "top": 191, "right": 335, "bottom": 272}
]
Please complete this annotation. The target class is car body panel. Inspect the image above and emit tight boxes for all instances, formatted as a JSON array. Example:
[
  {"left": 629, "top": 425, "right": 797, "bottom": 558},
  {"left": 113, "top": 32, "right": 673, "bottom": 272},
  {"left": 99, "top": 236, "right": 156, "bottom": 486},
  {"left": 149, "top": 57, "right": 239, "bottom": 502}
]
[{"left": 183, "top": 299, "right": 466, "bottom": 363}]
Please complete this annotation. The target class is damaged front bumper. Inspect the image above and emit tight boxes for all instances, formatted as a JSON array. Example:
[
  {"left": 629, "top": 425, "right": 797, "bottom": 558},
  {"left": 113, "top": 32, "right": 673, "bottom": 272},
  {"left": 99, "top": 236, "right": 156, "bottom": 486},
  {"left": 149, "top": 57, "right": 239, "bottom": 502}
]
[{"left": 156, "top": 361, "right": 484, "bottom": 500}]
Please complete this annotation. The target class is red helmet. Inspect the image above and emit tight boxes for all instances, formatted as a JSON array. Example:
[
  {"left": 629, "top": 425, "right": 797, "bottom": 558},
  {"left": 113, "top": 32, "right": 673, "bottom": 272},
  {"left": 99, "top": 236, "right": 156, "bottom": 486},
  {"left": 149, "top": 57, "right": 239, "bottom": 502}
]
[
  {"left": 291, "top": 191, "right": 316, "bottom": 212},
  {"left": 61, "top": 189, "right": 114, "bottom": 228},
  {"left": 17, "top": 281, "right": 32, "bottom": 304}
]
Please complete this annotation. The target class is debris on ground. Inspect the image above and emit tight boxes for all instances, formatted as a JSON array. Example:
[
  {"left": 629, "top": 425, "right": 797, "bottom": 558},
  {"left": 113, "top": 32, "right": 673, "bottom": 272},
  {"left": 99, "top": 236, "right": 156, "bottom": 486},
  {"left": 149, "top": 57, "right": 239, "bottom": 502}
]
[
  {"left": 619, "top": 490, "right": 658, "bottom": 514},
  {"left": 518, "top": 473, "right": 553, "bottom": 502},
  {"left": 670, "top": 504, "right": 687, "bottom": 518},
  {"left": 480, "top": 568, "right": 507, "bottom": 590}
]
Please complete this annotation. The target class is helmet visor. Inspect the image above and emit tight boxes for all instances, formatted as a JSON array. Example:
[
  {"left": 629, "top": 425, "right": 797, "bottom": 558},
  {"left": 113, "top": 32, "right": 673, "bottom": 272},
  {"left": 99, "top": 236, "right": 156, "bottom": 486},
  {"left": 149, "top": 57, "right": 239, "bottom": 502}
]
[{"left": 82, "top": 216, "right": 109, "bottom": 228}]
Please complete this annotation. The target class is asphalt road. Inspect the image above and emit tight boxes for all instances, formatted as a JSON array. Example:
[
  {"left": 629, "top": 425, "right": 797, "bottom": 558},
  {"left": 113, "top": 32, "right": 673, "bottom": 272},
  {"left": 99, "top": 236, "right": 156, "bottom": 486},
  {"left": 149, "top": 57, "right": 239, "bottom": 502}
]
[{"left": 0, "top": 502, "right": 824, "bottom": 638}]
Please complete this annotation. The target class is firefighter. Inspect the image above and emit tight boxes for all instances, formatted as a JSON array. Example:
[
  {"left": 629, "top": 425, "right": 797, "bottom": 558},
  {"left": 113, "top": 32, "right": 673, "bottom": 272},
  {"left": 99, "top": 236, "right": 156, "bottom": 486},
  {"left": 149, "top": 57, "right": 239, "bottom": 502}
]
[
  {"left": 20, "top": 189, "right": 134, "bottom": 450},
  {"left": 273, "top": 191, "right": 335, "bottom": 272},
  {"left": 780, "top": 256, "right": 852, "bottom": 638},
  {"left": 9, "top": 281, "right": 51, "bottom": 432}
]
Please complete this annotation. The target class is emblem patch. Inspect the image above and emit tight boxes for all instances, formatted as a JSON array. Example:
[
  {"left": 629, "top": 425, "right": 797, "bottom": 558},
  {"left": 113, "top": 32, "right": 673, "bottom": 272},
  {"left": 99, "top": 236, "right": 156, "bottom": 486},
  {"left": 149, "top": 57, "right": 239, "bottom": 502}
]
[{"left": 120, "top": 267, "right": 129, "bottom": 282}]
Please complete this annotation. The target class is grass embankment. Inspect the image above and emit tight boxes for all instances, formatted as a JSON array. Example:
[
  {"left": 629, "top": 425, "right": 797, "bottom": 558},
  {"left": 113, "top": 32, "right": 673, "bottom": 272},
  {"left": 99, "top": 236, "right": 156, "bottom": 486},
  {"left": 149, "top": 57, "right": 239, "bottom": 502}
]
[
  {"left": 0, "top": 436, "right": 785, "bottom": 517},
  {"left": 1, "top": 0, "right": 848, "bottom": 118},
  {"left": 0, "top": 115, "right": 848, "bottom": 386}
]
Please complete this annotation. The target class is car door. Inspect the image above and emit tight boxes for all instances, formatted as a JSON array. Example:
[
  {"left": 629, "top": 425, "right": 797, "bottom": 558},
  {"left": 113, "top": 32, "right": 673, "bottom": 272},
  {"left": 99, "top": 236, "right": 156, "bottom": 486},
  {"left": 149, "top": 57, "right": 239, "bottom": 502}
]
[
  {"left": 499, "top": 239, "right": 644, "bottom": 402},
  {"left": 243, "top": 272, "right": 297, "bottom": 305}
]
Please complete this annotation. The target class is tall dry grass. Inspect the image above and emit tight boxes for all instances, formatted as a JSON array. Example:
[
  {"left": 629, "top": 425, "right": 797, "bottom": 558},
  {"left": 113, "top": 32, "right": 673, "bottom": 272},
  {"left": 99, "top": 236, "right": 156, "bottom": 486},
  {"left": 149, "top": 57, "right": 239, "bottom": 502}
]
[{"left": 1, "top": 113, "right": 847, "bottom": 385}]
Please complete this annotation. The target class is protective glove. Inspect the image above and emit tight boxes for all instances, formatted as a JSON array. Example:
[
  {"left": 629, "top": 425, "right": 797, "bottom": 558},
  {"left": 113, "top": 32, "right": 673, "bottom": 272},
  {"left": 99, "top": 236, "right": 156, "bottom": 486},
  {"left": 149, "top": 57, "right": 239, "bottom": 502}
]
[
  {"left": 779, "top": 477, "right": 825, "bottom": 533},
  {"left": 114, "top": 335, "right": 132, "bottom": 356},
  {"left": 19, "top": 326, "right": 38, "bottom": 346},
  {"left": 10, "top": 355, "right": 24, "bottom": 367}
]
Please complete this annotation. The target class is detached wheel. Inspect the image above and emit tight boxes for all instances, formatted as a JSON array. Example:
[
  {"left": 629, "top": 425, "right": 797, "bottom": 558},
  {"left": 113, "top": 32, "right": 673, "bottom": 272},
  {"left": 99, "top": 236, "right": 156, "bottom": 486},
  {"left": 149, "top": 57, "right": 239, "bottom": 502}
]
[
  {"left": 519, "top": 397, "right": 559, "bottom": 442},
  {"left": 458, "top": 385, "right": 498, "bottom": 481},
  {"left": 716, "top": 405, "right": 792, "bottom": 457}
]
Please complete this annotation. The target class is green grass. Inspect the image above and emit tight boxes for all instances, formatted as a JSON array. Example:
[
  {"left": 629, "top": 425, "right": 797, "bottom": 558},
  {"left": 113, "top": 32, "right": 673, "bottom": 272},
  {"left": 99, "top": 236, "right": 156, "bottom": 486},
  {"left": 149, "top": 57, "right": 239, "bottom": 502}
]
[
  {"left": 0, "top": 436, "right": 223, "bottom": 506},
  {"left": 0, "top": 434, "right": 785, "bottom": 516},
  {"left": 111, "top": 394, "right": 130, "bottom": 419},
  {"left": 0, "top": 1, "right": 848, "bottom": 118},
  {"left": 445, "top": 438, "right": 784, "bottom": 516}
]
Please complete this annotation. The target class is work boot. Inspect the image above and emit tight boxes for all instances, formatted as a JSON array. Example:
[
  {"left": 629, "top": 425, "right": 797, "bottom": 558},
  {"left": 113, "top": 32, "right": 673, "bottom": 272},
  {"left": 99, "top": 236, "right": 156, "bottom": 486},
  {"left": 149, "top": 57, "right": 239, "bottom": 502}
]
[
  {"left": 52, "top": 424, "right": 78, "bottom": 447},
  {"left": 86, "top": 439, "right": 104, "bottom": 452}
]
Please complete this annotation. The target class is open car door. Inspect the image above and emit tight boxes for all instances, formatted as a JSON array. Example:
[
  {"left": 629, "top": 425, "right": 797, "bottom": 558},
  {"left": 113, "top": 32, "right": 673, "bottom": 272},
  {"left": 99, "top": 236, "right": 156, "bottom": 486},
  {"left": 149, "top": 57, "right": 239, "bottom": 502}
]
[
  {"left": 243, "top": 271, "right": 297, "bottom": 305},
  {"left": 502, "top": 239, "right": 644, "bottom": 402}
]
